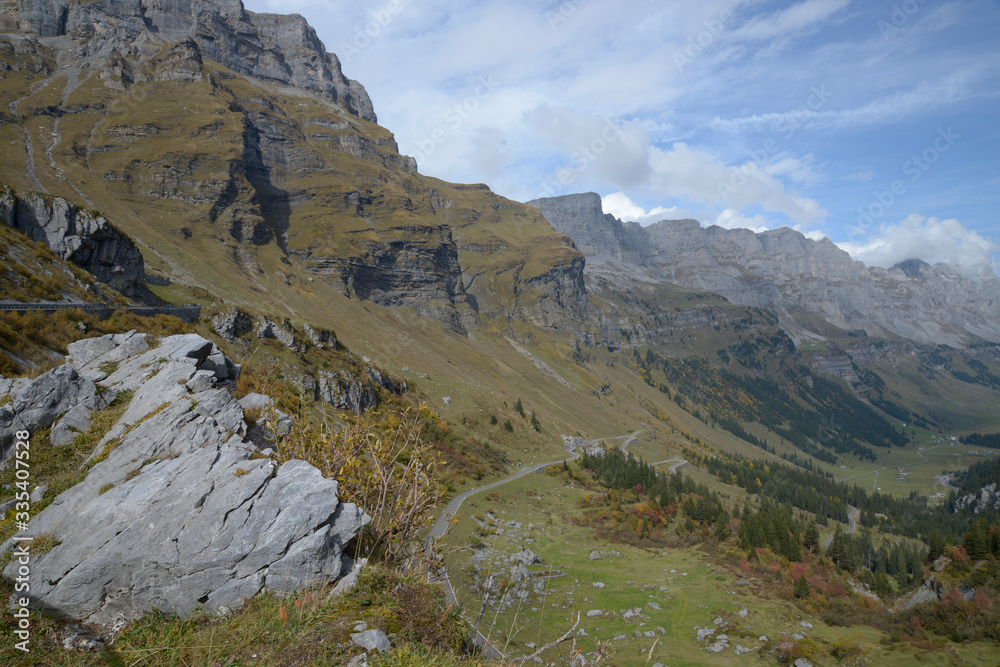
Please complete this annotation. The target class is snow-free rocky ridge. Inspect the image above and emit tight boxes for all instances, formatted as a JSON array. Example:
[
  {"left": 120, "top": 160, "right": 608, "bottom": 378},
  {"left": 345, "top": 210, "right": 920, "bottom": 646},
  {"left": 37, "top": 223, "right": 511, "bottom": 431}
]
[
  {"left": 0, "top": 332, "right": 368, "bottom": 624},
  {"left": 530, "top": 192, "right": 1000, "bottom": 347}
]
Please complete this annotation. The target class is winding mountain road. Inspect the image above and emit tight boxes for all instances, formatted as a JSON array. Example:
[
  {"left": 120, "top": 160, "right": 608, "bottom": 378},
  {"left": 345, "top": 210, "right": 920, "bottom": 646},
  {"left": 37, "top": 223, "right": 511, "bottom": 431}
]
[
  {"left": 650, "top": 458, "right": 689, "bottom": 473},
  {"left": 424, "top": 431, "right": 643, "bottom": 659},
  {"left": 425, "top": 441, "right": 590, "bottom": 659},
  {"left": 616, "top": 431, "right": 642, "bottom": 453},
  {"left": 825, "top": 504, "right": 860, "bottom": 548},
  {"left": 427, "top": 444, "right": 583, "bottom": 543}
]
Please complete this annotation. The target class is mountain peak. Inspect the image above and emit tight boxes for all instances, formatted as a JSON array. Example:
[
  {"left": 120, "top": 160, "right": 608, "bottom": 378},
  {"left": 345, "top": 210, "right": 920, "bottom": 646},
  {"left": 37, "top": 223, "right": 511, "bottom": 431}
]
[
  {"left": 4, "top": 0, "right": 376, "bottom": 121},
  {"left": 892, "top": 258, "right": 935, "bottom": 280}
]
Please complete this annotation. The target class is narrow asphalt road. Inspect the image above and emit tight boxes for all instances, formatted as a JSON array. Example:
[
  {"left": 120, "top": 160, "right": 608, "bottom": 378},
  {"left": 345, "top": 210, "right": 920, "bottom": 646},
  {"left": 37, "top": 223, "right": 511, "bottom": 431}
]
[
  {"left": 424, "top": 432, "right": 643, "bottom": 659},
  {"left": 424, "top": 442, "right": 587, "bottom": 660},
  {"left": 650, "top": 458, "right": 689, "bottom": 473},
  {"left": 825, "top": 504, "right": 859, "bottom": 548},
  {"left": 427, "top": 446, "right": 581, "bottom": 542},
  {"left": 617, "top": 431, "right": 642, "bottom": 453}
]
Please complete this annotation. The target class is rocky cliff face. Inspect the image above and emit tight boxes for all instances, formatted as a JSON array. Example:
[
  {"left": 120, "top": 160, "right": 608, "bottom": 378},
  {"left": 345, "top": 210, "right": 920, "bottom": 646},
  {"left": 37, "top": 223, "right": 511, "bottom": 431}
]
[
  {"left": 954, "top": 482, "right": 1000, "bottom": 515},
  {"left": 1, "top": 0, "right": 585, "bottom": 332},
  {"left": 531, "top": 193, "right": 1000, "bottom": 348},
  {"left": 1, "top": 185, "right": 152, "bottom": 300},
  {"left": 0, "top": 0, "right": 375, "bottom": 121}
]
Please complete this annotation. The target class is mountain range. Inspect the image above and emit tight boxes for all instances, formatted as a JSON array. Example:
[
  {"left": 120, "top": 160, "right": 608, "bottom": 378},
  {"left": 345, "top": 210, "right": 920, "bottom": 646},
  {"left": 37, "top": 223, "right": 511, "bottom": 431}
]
[
  {"left": 3, "top": 0, "right": 998, "bottom": 353},
  {"left": 3, "top": 1, "right": 1000, "bottom": 664},
  {"left": 530, "top": 192, "right": 1000, "bottom": 348}
]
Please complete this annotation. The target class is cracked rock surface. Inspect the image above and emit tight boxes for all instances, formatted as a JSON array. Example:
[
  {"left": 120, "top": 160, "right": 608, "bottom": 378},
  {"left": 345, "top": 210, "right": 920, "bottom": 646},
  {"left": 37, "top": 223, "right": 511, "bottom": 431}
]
[
  {"left": 0, "top": 363, "right": 113, "bottom": 460},
  {"left": 0, "top": 333, "right": 368, "bottom": 624}
]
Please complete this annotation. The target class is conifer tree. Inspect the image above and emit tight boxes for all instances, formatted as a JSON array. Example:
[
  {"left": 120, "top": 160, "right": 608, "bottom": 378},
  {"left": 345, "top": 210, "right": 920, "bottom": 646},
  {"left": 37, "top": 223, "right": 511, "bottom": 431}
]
[
  {"left": 794, "top": 574, "right": 810, "bottom": 599},
  {"left": 828, "top": 525, "right": 844, "bottom": 564},
  {"left": 804, "top": 522, "right": 820, "bottom": 553},
  {"left": 965, "top": 517, "right": 990, "bottom": 560},
  {"left": 928, "top": 529, "right": 946, "bottom": 562},
  {"left": 715, "top": 517, "right": 729, "bottom": 541}
]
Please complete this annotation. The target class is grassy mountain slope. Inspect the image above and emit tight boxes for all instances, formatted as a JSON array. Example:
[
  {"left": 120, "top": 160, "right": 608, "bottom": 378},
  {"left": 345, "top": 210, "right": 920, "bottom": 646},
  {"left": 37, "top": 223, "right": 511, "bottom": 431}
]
[{"left": 3, "top": 5, "right": 1000, "bottom": 665}]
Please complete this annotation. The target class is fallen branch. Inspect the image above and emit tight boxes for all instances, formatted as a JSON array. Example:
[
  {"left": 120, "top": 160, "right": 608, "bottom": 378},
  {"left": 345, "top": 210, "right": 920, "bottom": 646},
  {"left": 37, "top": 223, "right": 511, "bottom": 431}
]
[{"left": 514, "top": 612, "right": 581, "bottom": 665}]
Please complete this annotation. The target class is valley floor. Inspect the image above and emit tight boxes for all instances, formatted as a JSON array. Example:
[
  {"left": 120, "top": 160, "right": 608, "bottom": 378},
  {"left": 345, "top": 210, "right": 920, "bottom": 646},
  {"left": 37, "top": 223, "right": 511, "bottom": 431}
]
[{"left": 438, "top": 439, "right": 1000, "bottom": 666}]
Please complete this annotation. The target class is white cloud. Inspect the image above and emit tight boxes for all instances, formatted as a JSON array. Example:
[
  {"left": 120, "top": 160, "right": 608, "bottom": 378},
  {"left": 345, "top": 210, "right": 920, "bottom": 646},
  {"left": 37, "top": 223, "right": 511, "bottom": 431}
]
[
  {"left": 732, "top": 0, "right": 852, "bottom": 42},
  {"left": 602, "top": 192, "right": 680, "bottom": 225},
  {"left": 843, "top": 169, "right": 875, "bottom": 182},
  {"left": 838, "top": 214, "right": 998, "bottom": 277},
  {"left": 764, "top": 153, "right": 826, "bottom": 186},
  {"left": 712, "top": 209, "right": 772, "bottom": 233},
  {"left": 528, "top": 107, "right": 653, "bottom": 191},
  {"left": 710, "top": 70, "right": 980, "bottom": 133},
  {"left": 644, "top": 142, "right": 826, "bottom": 224}
]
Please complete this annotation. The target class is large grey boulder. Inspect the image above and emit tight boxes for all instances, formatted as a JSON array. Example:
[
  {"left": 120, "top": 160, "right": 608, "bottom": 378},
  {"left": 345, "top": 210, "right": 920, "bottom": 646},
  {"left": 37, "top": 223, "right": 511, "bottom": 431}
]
[
  {"left": 0, "top": 333, "right": 368, "bottom": 624},
  {"left": 2, "top": 445, "right": 366, "bottom": 623},
  {"left": 0, "top": 364, "right": 111, "bottom": 460}
]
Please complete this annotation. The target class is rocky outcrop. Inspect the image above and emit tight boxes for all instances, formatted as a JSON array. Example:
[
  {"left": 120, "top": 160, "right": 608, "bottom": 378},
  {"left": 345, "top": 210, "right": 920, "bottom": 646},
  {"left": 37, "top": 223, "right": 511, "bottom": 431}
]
[
  {"left": 0, "top": 332, "right": 368, "bottom": 623},
  {"left": 953, "top": 482, "right": 1000, "bottom": 514},
  {"left": 530, "top": 193, "right": 649, "bottom": 268},
  {"left": 516, "top": 254, "right": 589, "bottom": 329},
  {"left": 2, "top": 0, "right": 375, "bottom": 122},
  {"left": 208, "top": 306, "right": 404, "bottom": 412},
  {"left": 531, "top": 193, "right": 1000, "bottom": 347},
  {"left": 0, "top": 363, "right": 115, "bottom": 460},
  {"left": 1, "top": 186, "right": 152, "bottom": 300},
  {"left": 212, "top": 308, "right": 337, "bottom": 353},
  {"left": 302, "top": 366, "right": 406, "bottom": 414}
]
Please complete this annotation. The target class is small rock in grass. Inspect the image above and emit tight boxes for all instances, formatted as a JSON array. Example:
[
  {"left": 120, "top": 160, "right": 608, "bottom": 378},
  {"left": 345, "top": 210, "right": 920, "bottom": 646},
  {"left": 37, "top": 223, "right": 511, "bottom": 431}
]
[{"left": 350, "top": 629, "right": 391, "bottom": 653}]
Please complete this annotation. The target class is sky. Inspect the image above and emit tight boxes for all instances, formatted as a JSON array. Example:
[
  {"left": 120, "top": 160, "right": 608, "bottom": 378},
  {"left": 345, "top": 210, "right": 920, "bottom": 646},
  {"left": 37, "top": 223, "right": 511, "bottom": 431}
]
[{"left": 243, "top": 0, "right": 1000, "bottom": 276}]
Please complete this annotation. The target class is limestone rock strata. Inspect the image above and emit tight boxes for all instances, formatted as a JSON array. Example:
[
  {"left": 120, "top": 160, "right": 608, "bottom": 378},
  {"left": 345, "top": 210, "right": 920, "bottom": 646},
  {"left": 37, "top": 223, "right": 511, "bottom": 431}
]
[
  {"left": 0, "top": 186, "right": 151, "bottom": 300},
  {"left": 0, "top": 332, "right": 368, "bottom": 623},
  {"left": 1, "top": 0, "right": 587, "bottom": 332},
  {"left": 0, "top": 363, "right": 113, "bottom": 460},
  {"left": 531, "top": 192, "right": 1000, "bottom": 347},
  {"left": 1, "top": 0, "right": 375, "bottom": 121}
]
